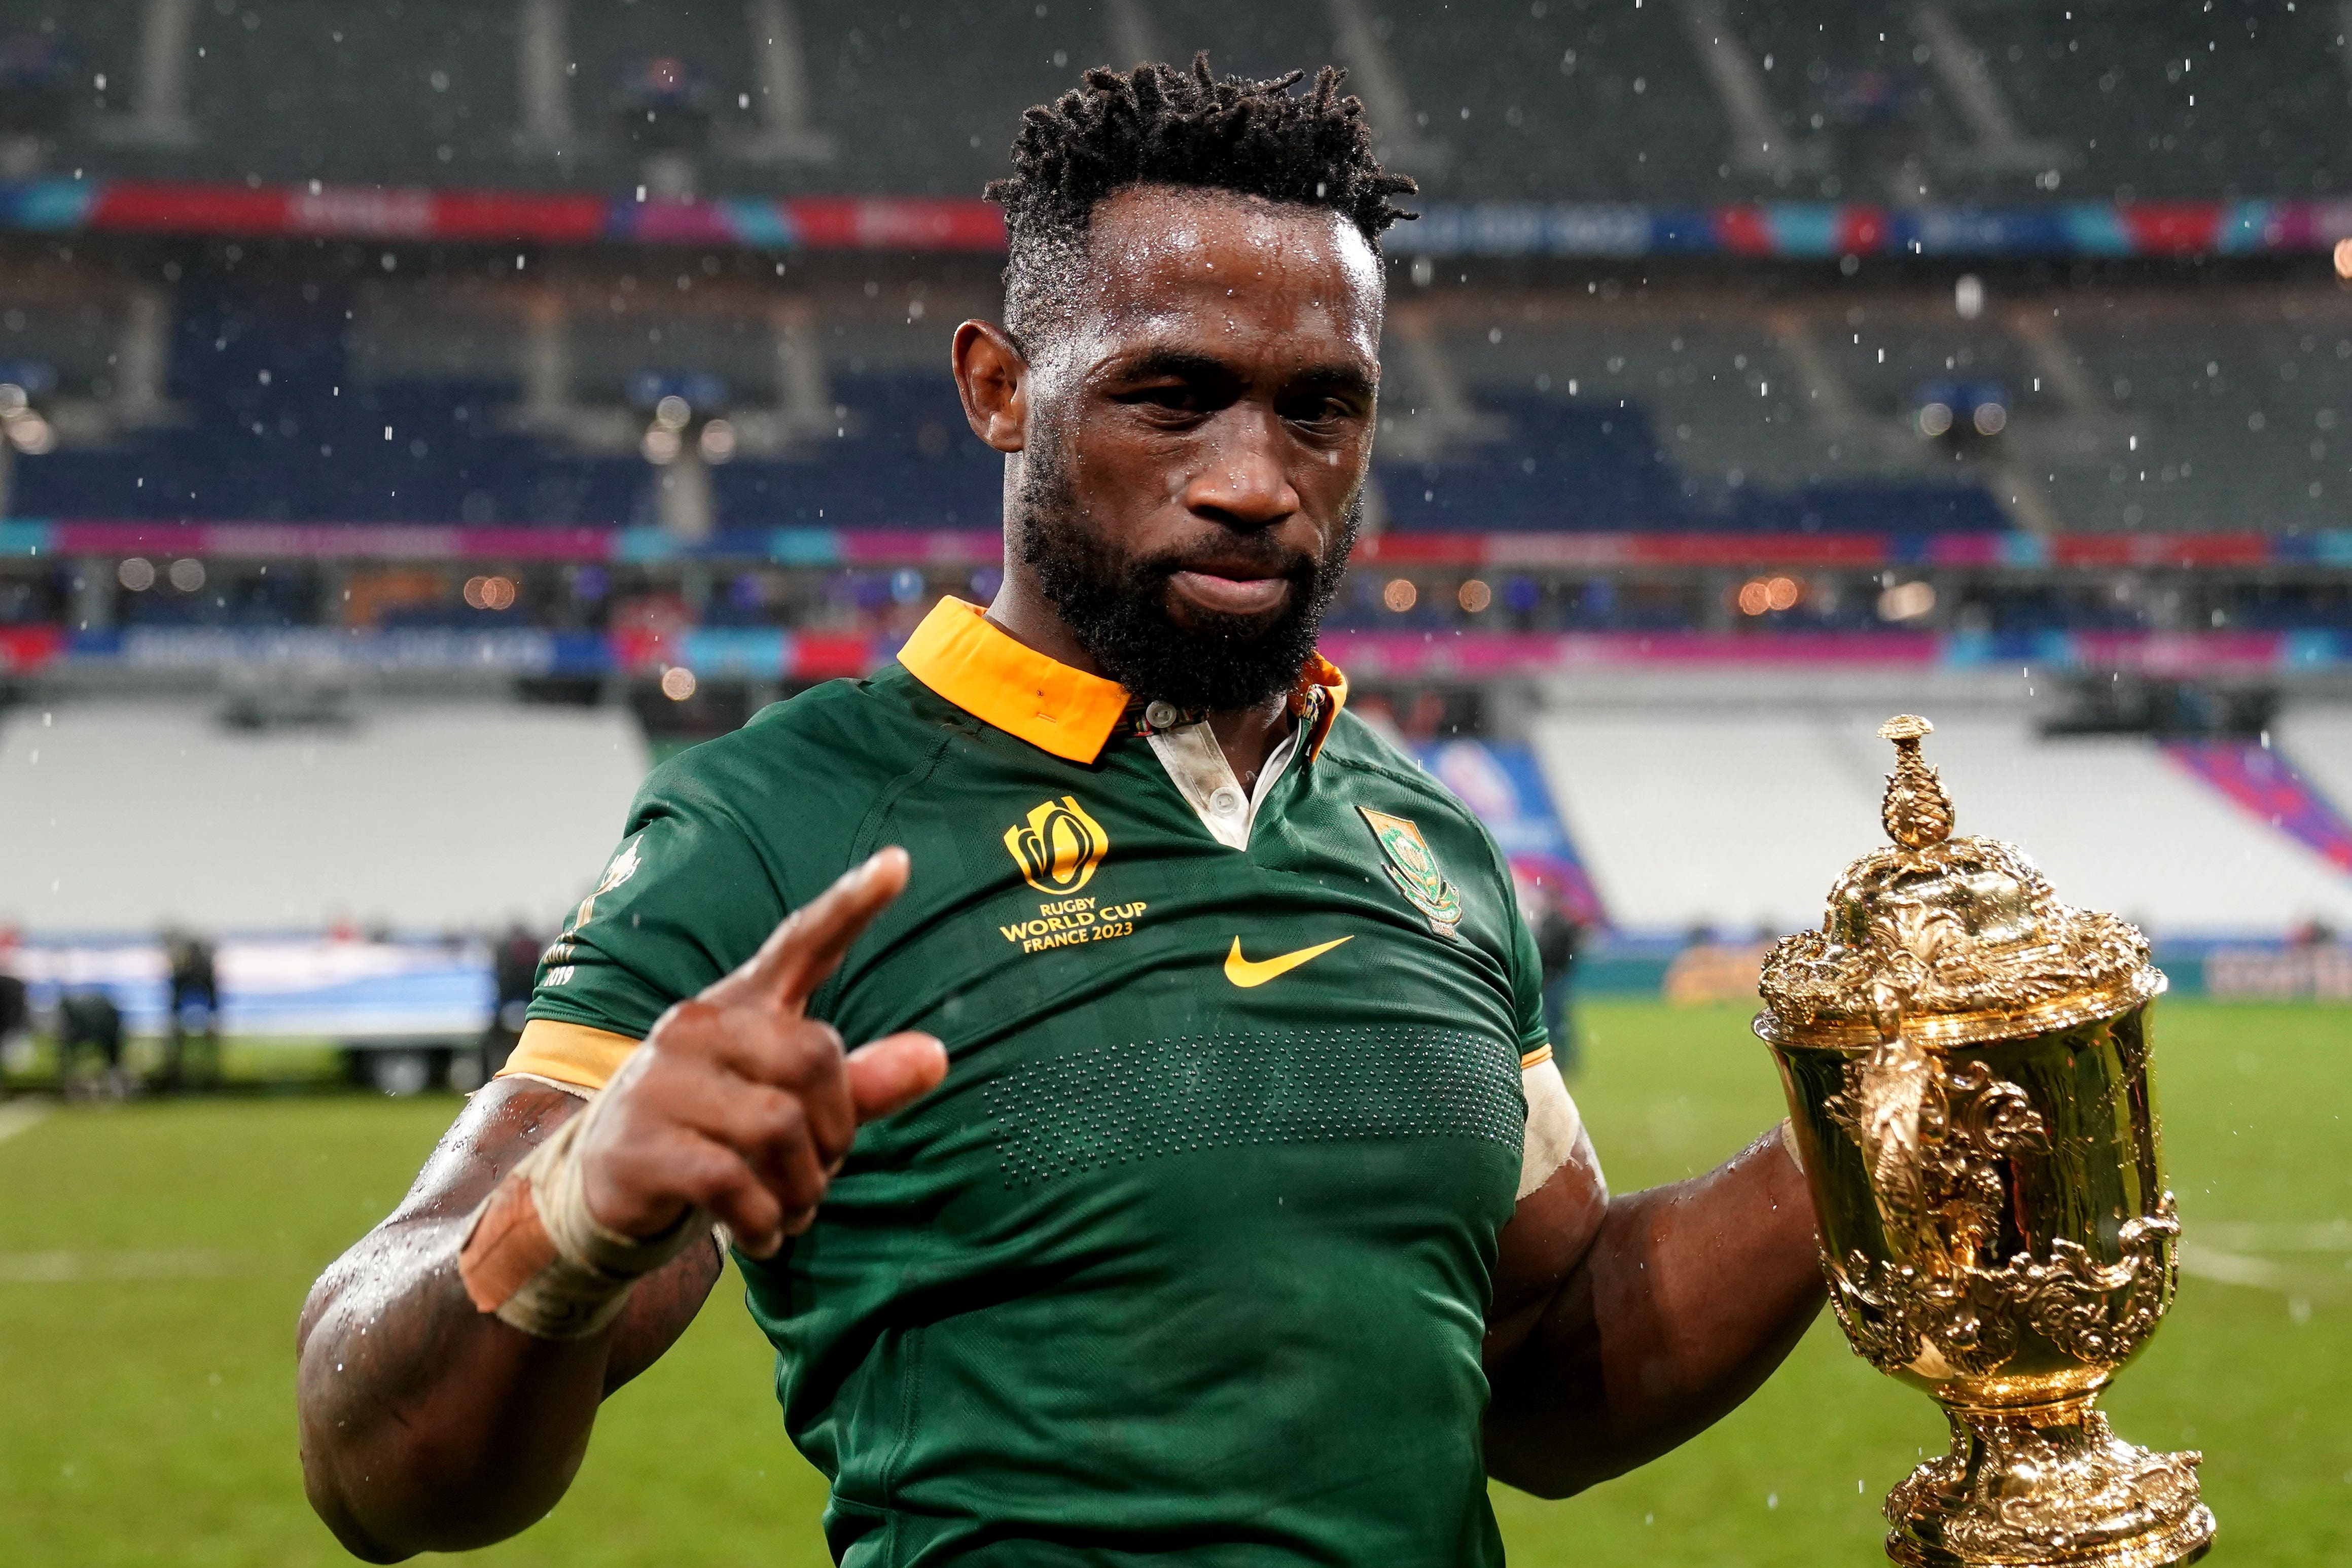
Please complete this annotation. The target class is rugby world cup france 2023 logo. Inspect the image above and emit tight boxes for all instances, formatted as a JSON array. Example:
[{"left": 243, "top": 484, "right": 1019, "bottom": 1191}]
[{"left": 1004, "top": 796, "right": 1111, "bottom": 895}]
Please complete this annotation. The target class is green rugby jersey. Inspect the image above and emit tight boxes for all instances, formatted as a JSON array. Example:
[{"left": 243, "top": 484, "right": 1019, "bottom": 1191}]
[{"left": 510, "top": 598, "right": 1562, "bottom": 1567}]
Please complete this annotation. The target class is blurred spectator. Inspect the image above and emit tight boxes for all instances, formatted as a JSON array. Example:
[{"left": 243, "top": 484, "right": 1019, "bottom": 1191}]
[
  {"left": 618, "top": 55, "right": 718, "bottom": 148},
  {"left": 0, "top": 957, "right": 25, "bottom": 1089},
  {"left": 618, "top": 54, "right": 716, "bottom": 196},
  {"left": 1531, "top": 894, "right": 1583, "bottom": 1076},
  {"left": 57, "top": 989, "right": 126, "bottom": 1098},
  {"left": 163, "top": 929, "right": 221, "bottom": 1088},
  {"left": 1821, "top": 65, "right": 1903, "bottom": 127},
  {"left": 484, "top": 920, "right": 544, "bottom": 1076},
  {"left": 0, "top": 33, "right": 76, "bottom": 156},
  {"left": 1662, "top": 924, "right": 1770, "bottom": 1006}
]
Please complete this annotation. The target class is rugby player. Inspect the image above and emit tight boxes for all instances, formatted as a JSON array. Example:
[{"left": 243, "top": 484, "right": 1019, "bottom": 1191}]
[{"left": 297, "top": 58, "right": 1823, "bottom": 1565}]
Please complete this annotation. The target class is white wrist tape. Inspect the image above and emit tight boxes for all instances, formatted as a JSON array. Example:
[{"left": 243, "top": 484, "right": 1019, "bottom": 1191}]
[{"left": 457, "top": 1095, "right": 705, "bottom": 1341}]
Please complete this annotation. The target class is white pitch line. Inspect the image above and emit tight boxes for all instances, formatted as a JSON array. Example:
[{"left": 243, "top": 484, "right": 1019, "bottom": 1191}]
[
  {"left": 2177, "top": 1242, "right": 2297, "bottom": 1292},
  {"left": 0, "top": 1250, "right": 249, "bottom": 1284},
  {"left": 0, "top": 1102, "right": 50, "bottom": 1147},
  {"left": 2194, "top": 1220, "right": 2352, "bottom": 1254},
  {"left": 2177, "top": 1242, "right": 2350, "bottom": 1306}
]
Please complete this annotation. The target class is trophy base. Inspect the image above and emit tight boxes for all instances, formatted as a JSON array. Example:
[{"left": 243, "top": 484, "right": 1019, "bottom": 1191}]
[{"left": 1884, "top": 1397, "right": 2215, "bottom": 1568}]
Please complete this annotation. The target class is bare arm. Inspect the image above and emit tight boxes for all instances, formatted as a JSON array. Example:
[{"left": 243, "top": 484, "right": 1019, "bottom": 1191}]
[
  {"left": 1481, "top": 1125, "right": 1823, "bottom": 1498},
  {"left": 295, "top": 1079, "right": 723, "bottom": 1561},
  {"left": 294, "top": 850, "right": 948, "bottom": 1561}
]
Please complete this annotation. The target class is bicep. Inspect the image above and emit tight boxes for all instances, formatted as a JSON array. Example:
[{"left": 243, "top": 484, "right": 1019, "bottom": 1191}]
[{"left": 1485, "top": 1084, "right": 1607, "bottom": 1365}]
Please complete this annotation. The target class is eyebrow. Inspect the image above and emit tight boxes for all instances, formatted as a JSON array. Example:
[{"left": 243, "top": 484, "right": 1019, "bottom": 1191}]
[{"left": 1111, "top": 347, "right": 1376, "bottom": 399}]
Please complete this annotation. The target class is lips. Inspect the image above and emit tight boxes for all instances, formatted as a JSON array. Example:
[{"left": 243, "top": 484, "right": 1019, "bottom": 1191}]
[{"left": 1165, "top": 568, "right": 1294, "bottom": 617}]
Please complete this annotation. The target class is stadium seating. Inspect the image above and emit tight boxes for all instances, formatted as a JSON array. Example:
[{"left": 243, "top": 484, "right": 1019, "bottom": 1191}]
[
  {"left": 1406, "top": 311, "right": 2016, "bottom": 531},
  {"left": 2045, "top": 316, "right": 2352, "bottom": 535},
  {"left": 21, "top": 262, "right": 2352, "bottom": 542},
  {"left": 8, "top": 273, "right": 2011, "bottom": 532},
  {"left": 0, "top": 700, "right": 647, "bottom": 931},
  {"left": 1533, "top": 703, "right": 2352, "bottom": 936},
  {"left": 2275, "top": 706, "right": 2352, "bottom": 849},
  {"left": 714, "top": 368, "right": 1002, "bottom": 529},
  {"left": 7, "top": 1, "right": 2343, "bottom": 204},
  {"left": 1945, "top": 4, "right": 2352, "bottom": 203}
]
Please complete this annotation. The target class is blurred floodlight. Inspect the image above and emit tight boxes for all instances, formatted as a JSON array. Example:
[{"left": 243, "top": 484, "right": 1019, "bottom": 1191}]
[
  {"left": 2335, "top": 238, "right": 2352, "bottom": 280},
  {"left": 1878, "top": 581, "right": 1938, "bottom": 621},
  {"left": 1916, "top": 401, "right": 1954, "bottom": 438},
  {"left": 1457, "top": 578, "right": 1493, "bottom": 613},
  {"left": 1954, "top": 274, "right": 1985, "bottom": 319},
  {"left": 1972, "top": 401, "right": 2009, "bottom": 436},
  {"left": 640, "top": 425, "right": 682, "bottom": 465},
  {"left": 660, "top": 665, "right": 698, "bottom": 701},
  {"left": 1736, "top": 579, "right": 1771, "bottom": 616},
  {"left": 698, "top": 417, "right": 737, "bottom": 463},
  {"left": 1764, "top": 575, "right": 1800, "bottom": 612},
  {"left": 464, "top": 575, "right": 516, "bottom": 611},
  {"left": 5, "top": 412, "right": 56, "bottom": 454},
  {"left": 0, "top": 382, "right": 26, "bottom": 415},
  {"left": 653, "top": 394, "right": 693, "bottom": 430},
  {"left": 167, "top": 558, "right": 206, "bottom": 592},
  {"left": 117, "top": 557, "right": 156, "bottom": 591},
  {"left": 1381, "top": 577, "right": 1418, "bottom": 612}
]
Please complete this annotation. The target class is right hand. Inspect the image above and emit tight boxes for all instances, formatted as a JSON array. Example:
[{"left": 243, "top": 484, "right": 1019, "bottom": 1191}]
[{"left": 575, "top": 847, "right": 947, "bottom": 1257}]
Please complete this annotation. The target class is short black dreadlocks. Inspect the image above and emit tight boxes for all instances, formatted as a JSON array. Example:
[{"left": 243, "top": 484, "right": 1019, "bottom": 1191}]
[{"left": 985, "top": 54, "right": 1417, "bottom": 344}]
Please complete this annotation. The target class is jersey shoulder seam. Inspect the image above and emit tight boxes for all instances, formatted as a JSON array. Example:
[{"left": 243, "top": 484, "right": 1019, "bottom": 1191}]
[
  {"left": 807, "top": 726, "right": 959, "bottom": 1020},
  {"left": 1319, "top": 749, "right": 1475, "bottom": 819}
]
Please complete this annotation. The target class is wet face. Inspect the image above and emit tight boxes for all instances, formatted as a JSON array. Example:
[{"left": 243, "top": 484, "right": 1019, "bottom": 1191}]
[{"left": 956, "top": 185, "right": 1383, "bottom": 709}]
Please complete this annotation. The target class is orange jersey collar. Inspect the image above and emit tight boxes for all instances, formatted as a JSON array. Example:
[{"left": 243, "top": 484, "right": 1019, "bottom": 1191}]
[{"left": 897, "top": 597, "right": 1347, "bottom": 764}]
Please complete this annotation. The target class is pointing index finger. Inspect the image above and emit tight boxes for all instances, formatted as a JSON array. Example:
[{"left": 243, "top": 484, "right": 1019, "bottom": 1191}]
[{"left": 704, "top": 847, "right": 911, "bottom": 1014}]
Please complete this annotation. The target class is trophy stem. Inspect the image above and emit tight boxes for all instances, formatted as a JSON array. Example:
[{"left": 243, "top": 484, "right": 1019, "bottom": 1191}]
[{"left": 1884, "top": 1394, "right": 2215, "bottom": 1568}]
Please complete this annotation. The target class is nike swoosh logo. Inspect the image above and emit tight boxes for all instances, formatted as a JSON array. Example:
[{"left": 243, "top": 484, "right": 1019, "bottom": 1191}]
[{"left": 1224, "top": 935, "right": 1353, "bottom": 988}]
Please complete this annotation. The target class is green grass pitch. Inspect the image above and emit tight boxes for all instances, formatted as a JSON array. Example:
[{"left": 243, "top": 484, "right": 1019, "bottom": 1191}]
[{"left": 1, "top": 1000, "right": 2345, "bottom": 1565}]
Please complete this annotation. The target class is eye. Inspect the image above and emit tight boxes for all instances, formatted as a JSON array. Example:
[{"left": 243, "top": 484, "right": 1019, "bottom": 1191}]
[
  {"left": 1115, "top": 383, "right": 1207, "bottom": 415},
  {"left": 1282, "top": 395, "right": 1354, "bottom": 429}
]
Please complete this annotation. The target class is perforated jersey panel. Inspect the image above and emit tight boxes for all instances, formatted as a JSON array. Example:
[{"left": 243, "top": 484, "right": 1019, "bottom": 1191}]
[{"left": 984, "top": 1025, "right": 1525, "bottom": 1188}]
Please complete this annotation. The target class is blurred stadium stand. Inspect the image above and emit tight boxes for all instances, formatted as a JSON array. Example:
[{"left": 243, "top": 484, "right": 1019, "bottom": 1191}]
[
  {"left": 1, "top": 0, "right": 2349, "bottom": 958},
  {"left": 2275, "top": 705, "right": 2352, "bottom": 841},
  {"left": 18, "top": 268, "right": 2352, "bottom": 543},
  {"left": 6, "top": 261, "right": 2047, "bottom": 535},
  {"left": 1534, "top": 703, "right": 2352, "bottom": 936},
  {"left": 5, "top": 1, "right": 2346, "bottom": 202},
  {"left": 0, "top": 698, "right": 646, "bottom": 930}
]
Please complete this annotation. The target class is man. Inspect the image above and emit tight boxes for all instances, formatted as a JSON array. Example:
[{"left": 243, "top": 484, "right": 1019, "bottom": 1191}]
[
  {"left": 298, "top": 59, "right": 1821, "bottom": 1566},
  {"left": 483, "top": 918, "right": 545, "bottom": 1076},
  {"left": 56, "top": 986, "right": 127, "bottom": 1098},
  {"left": 1530, "top": 892, "right": 1583, "bottom": 1075},
  {"left": 164, "top": 928, "right": 220, "bottom": 1089}
]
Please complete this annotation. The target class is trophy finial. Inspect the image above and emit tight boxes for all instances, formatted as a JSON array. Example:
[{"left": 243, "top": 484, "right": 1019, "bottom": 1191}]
[{"left": 1878, "top": 714, "right": 1953, "bottom": 849}]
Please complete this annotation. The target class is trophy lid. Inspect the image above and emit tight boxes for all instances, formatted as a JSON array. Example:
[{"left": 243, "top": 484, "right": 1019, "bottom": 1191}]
[{"left": 1755, "top": 715, "right": 2163, "bottom": 1049}]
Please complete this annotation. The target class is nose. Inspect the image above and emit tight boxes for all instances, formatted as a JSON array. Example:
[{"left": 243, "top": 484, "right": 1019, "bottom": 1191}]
[{"left": 1182, "top": 407, "right": 1299, "bottom": 531}]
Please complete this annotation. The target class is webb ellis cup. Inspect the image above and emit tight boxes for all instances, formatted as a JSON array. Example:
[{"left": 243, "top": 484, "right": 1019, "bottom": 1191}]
[{"left": 1754, "top": 716, "right": 2217, "bottom": 1567}]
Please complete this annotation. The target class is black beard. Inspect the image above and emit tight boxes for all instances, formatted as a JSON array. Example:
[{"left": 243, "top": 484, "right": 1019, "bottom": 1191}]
[{"left": 1013, "top": 443, "right": 1358, "bottom": 712}]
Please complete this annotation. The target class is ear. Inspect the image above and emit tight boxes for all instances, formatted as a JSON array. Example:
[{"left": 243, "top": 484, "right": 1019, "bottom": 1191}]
[{"left": 952, "top": 320, "right": 1028, "bottom": 453}]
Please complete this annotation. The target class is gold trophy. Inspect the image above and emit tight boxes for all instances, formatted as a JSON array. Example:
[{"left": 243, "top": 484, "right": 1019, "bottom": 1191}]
[{"left": 1755, "top": 716, "right": 2216, "bottom": 1567}]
